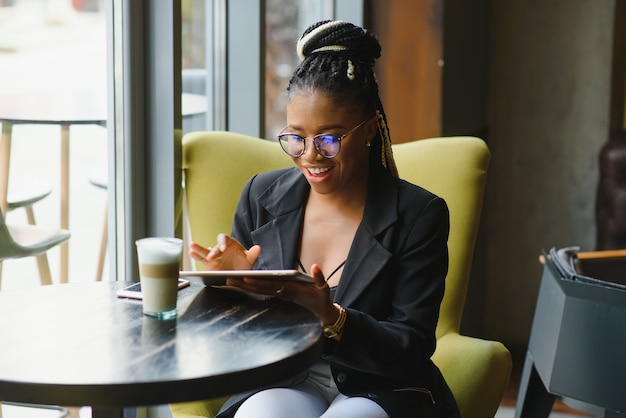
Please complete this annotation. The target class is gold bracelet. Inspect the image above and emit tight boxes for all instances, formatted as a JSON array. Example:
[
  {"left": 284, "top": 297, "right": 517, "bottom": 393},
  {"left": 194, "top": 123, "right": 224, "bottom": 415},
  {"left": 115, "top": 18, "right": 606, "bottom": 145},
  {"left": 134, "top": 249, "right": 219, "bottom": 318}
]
[{"left": 323, "top": 303, "right": 346, "bottom": 338}]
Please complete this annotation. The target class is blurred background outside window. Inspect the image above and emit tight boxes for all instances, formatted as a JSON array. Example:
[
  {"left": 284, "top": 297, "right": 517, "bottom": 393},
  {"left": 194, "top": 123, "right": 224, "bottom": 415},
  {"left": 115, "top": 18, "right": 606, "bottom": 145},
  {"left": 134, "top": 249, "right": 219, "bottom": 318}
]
[
  {"left": 0, "top": 0, "right": 107, "bottom": 290},
  {"left": 265, "top": 0, "right": 333, "bottom": 138}
]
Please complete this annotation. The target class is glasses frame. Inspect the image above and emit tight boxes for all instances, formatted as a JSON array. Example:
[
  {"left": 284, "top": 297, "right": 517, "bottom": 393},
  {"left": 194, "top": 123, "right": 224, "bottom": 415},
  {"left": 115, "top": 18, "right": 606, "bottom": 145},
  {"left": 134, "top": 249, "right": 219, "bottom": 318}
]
[{"left": 277, "top": 119, "right": 370, "bottom": 159}]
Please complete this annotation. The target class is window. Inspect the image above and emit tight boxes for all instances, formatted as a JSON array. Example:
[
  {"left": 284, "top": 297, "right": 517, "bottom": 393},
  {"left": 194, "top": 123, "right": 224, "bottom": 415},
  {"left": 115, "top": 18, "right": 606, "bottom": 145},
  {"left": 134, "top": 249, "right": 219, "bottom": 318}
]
[{"left": 0, "top": 0, "right": 362, "bottom": 288}]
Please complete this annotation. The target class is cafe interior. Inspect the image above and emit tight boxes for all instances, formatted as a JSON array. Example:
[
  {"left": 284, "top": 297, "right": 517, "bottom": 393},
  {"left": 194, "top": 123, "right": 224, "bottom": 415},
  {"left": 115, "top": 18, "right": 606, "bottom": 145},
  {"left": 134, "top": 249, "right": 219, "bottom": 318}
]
[{"left": 0, "top": 0, "right": 625, "bottom": 418}]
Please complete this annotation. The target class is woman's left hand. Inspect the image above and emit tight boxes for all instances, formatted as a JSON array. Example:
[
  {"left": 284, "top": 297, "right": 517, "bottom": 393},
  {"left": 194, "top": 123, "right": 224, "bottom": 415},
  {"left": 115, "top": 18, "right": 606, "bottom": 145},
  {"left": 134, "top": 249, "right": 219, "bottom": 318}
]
[{"left": 225, "top": 263, "right": 340, "bottom": 327}]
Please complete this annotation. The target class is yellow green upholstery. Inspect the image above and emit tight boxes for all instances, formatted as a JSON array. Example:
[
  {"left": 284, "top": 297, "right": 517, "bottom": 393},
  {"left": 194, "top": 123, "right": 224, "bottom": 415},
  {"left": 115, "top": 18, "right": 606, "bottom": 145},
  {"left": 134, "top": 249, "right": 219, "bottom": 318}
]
[
  {"left": 170, "top": 131, "right": 512, "bottom": 418},
  {"left": 180, "top": 131, "right": 293, "bottom": 262}
]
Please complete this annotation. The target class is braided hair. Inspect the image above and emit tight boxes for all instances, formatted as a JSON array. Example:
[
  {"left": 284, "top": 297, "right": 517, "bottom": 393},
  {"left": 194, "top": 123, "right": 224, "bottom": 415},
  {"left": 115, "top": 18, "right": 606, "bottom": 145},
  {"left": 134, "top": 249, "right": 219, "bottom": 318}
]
[{"left": 287, "top": 20, "right": 398, "bottom": 178}]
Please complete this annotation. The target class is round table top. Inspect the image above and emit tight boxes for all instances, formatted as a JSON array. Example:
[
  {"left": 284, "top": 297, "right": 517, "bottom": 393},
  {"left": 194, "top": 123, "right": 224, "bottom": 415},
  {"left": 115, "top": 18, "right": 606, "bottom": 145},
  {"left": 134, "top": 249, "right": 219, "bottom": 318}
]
[
  {"left": 0, "top": 90, "right": 207, "bottom": 125},
  {"left": 0, "top": 281, "right": 322, "bottom": 408}
]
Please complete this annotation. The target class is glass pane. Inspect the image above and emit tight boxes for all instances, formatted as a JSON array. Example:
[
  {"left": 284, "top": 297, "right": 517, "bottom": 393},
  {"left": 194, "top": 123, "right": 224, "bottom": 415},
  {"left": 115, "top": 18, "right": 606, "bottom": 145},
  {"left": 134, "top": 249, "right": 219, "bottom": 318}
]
[
  {"left": 182, "top": 0, "right": 209, "bottom": 134},
  {"left": 0, "top": 0, "right": 108, "bottom": 288},
  {"left": 264, "top": 0, "right": 333, "bottom": 139}
]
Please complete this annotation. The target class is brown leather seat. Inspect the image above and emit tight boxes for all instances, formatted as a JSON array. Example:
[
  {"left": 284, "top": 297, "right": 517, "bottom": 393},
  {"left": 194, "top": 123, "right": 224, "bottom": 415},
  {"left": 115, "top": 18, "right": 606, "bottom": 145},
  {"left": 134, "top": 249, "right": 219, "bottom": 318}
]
[{"left": 596, "top": 133, "right": 626, "bottom": 250}]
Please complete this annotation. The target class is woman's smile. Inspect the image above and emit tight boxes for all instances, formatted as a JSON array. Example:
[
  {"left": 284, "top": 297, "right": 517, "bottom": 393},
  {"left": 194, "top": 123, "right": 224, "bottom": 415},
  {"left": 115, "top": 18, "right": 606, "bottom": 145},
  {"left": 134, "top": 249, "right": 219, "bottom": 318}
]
[{"left": 305, "top": 165, "right": 333, "bottom": 177}]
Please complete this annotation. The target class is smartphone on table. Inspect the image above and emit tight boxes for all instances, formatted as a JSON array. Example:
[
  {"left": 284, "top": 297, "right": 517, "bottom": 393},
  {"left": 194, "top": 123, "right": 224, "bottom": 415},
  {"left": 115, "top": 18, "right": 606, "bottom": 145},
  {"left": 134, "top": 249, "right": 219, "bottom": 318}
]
[{"left": 116, "top": 278, "right": 191, "bottom": 300}]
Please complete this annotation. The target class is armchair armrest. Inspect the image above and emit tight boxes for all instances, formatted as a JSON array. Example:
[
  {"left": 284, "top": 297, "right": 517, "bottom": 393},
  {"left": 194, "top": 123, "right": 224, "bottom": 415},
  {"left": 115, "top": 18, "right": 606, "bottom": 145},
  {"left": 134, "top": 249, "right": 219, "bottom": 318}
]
[
  {"left": 169, "top": 396, "right": 229, "bottom": 418},
  {"left": 432, "top": 333, "right": 512, "bottom": 418}
]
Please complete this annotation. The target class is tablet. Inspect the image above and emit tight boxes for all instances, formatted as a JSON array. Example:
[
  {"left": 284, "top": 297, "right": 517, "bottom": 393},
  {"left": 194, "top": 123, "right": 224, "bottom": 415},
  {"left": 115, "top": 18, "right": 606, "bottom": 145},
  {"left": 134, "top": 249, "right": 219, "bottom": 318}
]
[{"left": 179, "top": 269, "right": 314, "bottom": 286}]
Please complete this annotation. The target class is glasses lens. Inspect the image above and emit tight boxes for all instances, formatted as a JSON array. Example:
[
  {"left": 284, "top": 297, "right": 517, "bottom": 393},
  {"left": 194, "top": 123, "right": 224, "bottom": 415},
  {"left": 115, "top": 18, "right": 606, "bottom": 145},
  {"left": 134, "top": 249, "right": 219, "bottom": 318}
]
[
  {"left": 314, "top": 135, "right": 341, "bottom": 158},
  {"left": 278, "top": 134, "right": 305, "bottom": 157}
]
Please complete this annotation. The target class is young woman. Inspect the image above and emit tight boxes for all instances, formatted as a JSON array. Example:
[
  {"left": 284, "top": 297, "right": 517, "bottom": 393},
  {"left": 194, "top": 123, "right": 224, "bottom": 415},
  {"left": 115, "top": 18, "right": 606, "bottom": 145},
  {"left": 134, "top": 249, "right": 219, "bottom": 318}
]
[{"left": 189, "top": 20, "right": 460, "bottom": 418}]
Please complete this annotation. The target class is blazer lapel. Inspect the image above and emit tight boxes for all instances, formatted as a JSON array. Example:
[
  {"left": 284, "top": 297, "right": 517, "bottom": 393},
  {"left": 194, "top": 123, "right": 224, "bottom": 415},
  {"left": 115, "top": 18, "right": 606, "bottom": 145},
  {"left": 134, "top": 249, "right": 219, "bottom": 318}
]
[
  {"left": 335, "top": 169, "right": 399, "bottom": 305},
  {"left": 251, "top": 169, "right": 308, "bottom": 270}
]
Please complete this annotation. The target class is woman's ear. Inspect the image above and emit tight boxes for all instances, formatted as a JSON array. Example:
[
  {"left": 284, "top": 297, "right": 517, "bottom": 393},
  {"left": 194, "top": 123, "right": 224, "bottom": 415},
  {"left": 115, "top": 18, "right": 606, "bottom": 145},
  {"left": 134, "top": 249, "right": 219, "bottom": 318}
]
[{"left": 365, "top": 116, "right": 378, "bottom": 140}]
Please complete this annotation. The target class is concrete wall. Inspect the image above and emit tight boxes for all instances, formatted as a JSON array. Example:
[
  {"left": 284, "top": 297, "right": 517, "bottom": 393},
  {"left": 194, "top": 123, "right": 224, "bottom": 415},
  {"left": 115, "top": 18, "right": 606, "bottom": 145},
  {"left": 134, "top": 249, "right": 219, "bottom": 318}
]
[{"left": 480, "top": 0, "right": 615, "bottom": 354}]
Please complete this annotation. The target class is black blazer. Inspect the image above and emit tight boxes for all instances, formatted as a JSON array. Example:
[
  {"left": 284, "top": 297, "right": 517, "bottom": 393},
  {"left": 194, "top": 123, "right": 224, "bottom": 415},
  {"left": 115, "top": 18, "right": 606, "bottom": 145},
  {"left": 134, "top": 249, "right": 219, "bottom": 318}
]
[{"left": 219, "top": 165, "right": 459, "bottom": 418}]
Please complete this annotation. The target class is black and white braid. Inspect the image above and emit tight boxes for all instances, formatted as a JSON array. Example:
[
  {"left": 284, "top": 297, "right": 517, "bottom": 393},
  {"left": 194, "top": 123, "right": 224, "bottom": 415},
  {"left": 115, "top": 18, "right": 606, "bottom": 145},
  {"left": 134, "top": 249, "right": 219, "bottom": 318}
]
[{"left": 287, "top": 20, "right": 398, "bottom": 178}]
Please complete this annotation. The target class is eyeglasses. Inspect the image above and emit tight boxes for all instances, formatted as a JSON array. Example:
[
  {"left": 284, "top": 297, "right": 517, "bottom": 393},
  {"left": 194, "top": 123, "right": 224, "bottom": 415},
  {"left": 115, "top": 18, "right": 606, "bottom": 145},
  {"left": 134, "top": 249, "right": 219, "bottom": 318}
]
[{"left": 277, "top": 119, "right": 369, "bottom": 159}]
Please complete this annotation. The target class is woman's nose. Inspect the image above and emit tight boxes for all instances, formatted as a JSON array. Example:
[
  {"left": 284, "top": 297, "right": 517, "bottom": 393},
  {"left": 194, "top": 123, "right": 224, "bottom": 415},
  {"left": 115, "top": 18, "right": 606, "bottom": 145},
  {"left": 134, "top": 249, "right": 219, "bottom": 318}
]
[{"left": 302, "top": 137, "right": 320, "bottom": 159}]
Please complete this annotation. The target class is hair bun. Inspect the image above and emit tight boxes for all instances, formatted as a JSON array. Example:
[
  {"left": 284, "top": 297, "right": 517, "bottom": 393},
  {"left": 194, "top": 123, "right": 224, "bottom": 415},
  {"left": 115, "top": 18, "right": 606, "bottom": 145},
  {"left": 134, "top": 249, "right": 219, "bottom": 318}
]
[{"left": 296, "top": 20, "right": 381, "bottom": 65}]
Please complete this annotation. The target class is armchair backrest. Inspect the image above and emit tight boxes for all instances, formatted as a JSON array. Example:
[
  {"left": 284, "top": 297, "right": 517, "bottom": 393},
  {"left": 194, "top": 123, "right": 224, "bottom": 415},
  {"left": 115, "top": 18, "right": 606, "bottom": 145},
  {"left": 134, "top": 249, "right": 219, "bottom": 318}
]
[
  {"left": 183, "top": 132, "right": 490, "bottom": 339},
  {"left": 392, "top": 137, "right": 490, "bottom": 338},
  {"left": 182, "top": 131, "right": 292, "bottom": 265}
]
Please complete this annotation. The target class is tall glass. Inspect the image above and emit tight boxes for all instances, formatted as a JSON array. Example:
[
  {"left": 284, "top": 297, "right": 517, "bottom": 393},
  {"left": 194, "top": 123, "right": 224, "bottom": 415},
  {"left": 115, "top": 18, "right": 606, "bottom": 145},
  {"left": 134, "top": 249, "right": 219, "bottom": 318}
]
[{"left": 135, "top": 237, "right": 183, "bottom": 320}]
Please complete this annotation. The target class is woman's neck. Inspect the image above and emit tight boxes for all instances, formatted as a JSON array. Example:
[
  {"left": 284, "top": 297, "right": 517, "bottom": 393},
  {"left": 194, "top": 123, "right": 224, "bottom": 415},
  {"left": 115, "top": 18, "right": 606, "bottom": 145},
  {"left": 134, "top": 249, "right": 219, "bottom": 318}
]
[{"left": 307, "top": 181, "right": 367, "bottom": 218}]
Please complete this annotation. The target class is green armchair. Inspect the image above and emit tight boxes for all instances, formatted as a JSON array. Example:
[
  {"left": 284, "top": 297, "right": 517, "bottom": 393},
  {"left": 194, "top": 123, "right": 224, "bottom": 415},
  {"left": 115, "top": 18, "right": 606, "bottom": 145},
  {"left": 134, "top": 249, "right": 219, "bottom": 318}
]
[{"left": 171, "top": 132, "right": 512, "bottom": 418}]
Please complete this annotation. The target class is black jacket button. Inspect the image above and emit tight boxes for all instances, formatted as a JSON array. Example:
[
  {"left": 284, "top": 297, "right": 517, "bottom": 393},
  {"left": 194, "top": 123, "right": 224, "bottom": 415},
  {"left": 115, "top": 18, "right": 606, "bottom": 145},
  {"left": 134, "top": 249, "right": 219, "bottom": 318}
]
[{"left": 336, "top": 372, "right": 347, "bottom": 383}]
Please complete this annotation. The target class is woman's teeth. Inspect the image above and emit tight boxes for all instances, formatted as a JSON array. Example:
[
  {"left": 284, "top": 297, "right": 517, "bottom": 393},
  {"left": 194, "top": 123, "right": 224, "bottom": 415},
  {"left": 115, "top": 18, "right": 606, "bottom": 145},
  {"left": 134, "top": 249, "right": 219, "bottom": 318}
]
[{"left": 308, "top": 167, "right": 331, "bottom": 175}]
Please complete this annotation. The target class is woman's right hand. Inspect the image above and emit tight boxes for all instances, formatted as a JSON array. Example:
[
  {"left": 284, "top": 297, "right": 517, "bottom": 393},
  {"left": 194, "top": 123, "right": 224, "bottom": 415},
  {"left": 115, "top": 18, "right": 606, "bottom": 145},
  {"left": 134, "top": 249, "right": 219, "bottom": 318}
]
[{"left": 189, "top": 233, "right": 261, "bottom": 271}]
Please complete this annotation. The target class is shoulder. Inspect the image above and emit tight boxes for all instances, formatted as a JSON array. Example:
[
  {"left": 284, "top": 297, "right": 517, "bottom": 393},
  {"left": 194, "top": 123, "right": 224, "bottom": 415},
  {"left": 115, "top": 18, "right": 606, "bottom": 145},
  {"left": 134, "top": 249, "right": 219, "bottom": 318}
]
[
  {"left": 373, "top": 168, "right": 448, "bottom": 216},
  {"left": 363, "top": 169, "right": 448, "bottom": 236},
  {"left": 238, "top": 167, "right": 308, "bottom": 216},
  {"left": 394, "top": 179, "right": 449, "bottom": 238},
  {"left": 397, "top": 178, "right": 447, "bottom": 212},
  {"left": 396, "top": 177, "right": 439, "bottom": 200},
  {"left": 243, "top": 167, "right": 300, "bottom": 195}
]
